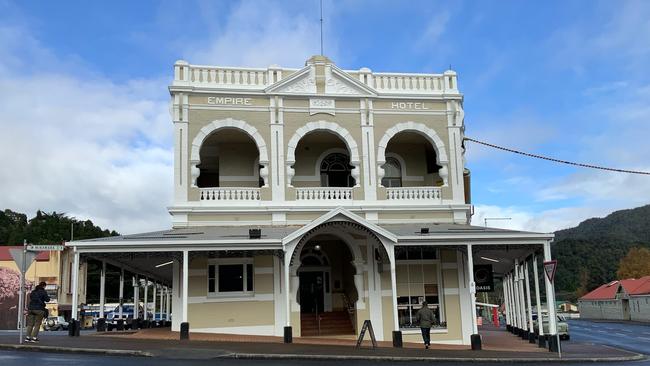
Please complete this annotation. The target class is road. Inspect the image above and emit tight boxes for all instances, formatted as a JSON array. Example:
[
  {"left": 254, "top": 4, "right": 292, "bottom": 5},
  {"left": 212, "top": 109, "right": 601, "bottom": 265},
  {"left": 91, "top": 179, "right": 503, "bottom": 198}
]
[
  {"left": 0, "top": 349, "right": 648, "bottom": 366},
  {"left": 568, "top": 319, "right": 650, "bottom": 356}
]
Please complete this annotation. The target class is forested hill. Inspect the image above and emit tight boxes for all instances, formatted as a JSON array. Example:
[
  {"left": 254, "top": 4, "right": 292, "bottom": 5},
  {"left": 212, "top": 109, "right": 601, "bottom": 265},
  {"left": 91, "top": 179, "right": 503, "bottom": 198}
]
[
  {"left": 0, "top": 209, "right": 118, "bottom": 245},
  {"left": 552, "top": 204, "right": 650, "bottom": 301}
]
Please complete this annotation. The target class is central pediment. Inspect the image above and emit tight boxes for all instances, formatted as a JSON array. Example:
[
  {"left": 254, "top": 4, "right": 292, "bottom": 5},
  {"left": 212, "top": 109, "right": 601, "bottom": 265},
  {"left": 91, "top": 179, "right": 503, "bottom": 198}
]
[{"left": 265, "top": 56, "right": 376, "bottom": 97}]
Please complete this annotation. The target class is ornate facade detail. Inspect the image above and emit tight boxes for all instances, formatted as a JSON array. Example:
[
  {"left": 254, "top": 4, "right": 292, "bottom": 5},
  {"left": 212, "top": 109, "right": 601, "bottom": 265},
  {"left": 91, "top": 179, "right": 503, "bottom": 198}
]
[
  {"left": 309, "top": 98, "right": 336, "bottom": 115},
  {"left": 276, "top": 71, "right": 316, "bottom": 94}
]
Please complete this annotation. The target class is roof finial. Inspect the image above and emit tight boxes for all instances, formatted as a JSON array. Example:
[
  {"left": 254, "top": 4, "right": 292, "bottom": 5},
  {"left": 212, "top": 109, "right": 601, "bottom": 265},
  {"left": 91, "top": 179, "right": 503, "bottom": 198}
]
[{"left": 320, "top": 0, "right": 324, "bottom": 56}]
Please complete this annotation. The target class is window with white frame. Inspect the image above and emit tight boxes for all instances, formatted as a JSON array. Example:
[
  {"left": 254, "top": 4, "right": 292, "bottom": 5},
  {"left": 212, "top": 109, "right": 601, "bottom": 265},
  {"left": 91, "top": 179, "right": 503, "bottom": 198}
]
[
  {"left": 208, "top": 258, "right": 254, "bottom": 295},
  {"left": 395, "top": 247, "right": 444, "bottom": 329}
]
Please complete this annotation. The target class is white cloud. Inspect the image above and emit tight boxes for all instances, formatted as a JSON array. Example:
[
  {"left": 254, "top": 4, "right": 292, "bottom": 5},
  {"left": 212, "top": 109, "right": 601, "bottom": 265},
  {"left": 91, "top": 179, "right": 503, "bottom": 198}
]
[
  {"left": 0, "top": 25, "right": 173, "bottom": 235},
  {"left": 185, "top": 0, "right": 334, "bottom": 68},
  {"left": 416, "top": 11, "right": 451, "bottom": 47},
  {"left": 473, "top": 204, "right": 610, "bottom": 233}
]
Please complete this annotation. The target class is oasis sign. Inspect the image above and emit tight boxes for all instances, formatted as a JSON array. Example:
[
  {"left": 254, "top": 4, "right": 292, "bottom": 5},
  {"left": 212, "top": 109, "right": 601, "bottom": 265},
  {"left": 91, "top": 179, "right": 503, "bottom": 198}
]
[{"left": 473, "top": 264, "right": 494, "bottom": 292}]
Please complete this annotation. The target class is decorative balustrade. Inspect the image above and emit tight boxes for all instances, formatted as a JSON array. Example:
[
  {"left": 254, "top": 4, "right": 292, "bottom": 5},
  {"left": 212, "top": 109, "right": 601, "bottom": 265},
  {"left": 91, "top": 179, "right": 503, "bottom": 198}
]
[
  {"left": 295, "top": 187, "right": 353, "bottom": 201},
  {"left": 199, "top": 187, "right": 261, "bottom": 201},
  {"left": 173, "top": 61, "right": 457, "bottom": 95},
  {"left": 386, "top": 187, "right": 442, "bottom": 202},
  {"left": 372, "top": 73, "right": 449, "bottom": 94}
]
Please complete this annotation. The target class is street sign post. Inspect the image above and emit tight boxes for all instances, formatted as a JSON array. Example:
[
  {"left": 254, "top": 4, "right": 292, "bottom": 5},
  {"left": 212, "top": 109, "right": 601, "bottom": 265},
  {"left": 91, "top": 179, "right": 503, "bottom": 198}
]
[
  {"left": 27, "top": 244, "right": 64, "bottom": 251},
  {"left": 543, "top": 260, "right": 558, "bottom": 283},
  {"left": 10, "top": 242, "right": 62, "bottom": 344}
]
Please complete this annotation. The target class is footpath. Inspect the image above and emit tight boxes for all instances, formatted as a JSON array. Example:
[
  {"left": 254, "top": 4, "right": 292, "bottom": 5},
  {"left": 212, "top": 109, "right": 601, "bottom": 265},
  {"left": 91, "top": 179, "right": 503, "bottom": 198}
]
[{"left": 0, "top": 328, "right": 644, "bottom": 362}]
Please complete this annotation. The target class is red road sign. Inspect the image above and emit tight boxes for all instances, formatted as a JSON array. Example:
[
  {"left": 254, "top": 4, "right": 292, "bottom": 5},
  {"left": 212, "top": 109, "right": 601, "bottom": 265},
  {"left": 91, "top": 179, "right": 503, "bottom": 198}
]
[{"left": 543, "top": 260, "right": 558, "bottom": 283}]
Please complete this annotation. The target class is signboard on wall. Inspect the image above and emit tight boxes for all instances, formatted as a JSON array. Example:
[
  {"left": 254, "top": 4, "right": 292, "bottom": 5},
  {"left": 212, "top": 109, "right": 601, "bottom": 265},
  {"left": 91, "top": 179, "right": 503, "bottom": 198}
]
[{"left": 473, "top": 264, "right": 494, "bottom": 292}]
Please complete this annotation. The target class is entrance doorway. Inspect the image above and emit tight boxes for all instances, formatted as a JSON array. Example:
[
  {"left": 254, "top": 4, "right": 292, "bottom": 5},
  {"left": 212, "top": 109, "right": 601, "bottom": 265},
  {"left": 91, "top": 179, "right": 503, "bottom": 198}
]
[
  {"left": 297, "top": 237, "right": 357, "bottom": 336},
  {"left": 299, "top": 271, "right": 325, "bottom": 314}
]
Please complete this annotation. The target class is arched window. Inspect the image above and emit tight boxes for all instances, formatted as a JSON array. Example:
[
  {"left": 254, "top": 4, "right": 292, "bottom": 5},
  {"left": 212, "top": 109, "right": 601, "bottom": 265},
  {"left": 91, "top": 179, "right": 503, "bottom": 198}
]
[
  {"left": 381, "top": 157, "right": 402, "bottom": 187},
  {"left": 320, "top": 153, "right": 355, "bottom": 187}
]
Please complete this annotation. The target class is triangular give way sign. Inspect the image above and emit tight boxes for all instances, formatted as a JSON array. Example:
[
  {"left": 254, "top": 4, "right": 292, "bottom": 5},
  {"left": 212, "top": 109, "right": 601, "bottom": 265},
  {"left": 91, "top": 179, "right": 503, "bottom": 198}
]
[{"left": 543, "top": 260, "right": 558, "bottom": 283}]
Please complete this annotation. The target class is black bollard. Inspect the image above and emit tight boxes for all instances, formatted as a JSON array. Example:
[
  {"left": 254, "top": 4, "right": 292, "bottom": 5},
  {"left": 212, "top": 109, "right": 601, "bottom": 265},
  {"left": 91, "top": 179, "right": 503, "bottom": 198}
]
[
  {"left": 180, "top": 322, "right": 190, "bottom": 340},
  {"left": 528, "top": 332, "right": 536, "bottom": 343},
  {"left": 392, "top": 330, "right": 403, "bottom": 348},
  {"left": 538, "top": 334, "right": 547, "bottom": 348},
  {"left": 96, "top": 318, "right": 106, "bottom": 332},
  {"left": 549, "top": 335, "right": 560, "bottom": 352},
  {"left": 283, "top": 326, "right": 293, "bottom": 343},
  {"left": 116, "top": 319, "right": 125, "bottom": 331},
  {"left": 471, "top": 334, "right": 482, "bottom": 350}
]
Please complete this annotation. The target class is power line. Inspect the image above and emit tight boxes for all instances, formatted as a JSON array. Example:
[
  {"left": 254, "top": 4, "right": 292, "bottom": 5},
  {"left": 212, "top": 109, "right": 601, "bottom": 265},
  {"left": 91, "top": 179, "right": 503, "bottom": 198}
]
[{"left": 464, "top": 137, "right": 650, "bottom": 175}]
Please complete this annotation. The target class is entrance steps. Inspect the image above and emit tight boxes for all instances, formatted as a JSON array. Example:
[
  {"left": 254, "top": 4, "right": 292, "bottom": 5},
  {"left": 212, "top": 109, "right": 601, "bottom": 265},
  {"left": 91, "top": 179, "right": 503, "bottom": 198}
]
[{"left": 301, "top": 311, "right": 355, "bottom": 336}]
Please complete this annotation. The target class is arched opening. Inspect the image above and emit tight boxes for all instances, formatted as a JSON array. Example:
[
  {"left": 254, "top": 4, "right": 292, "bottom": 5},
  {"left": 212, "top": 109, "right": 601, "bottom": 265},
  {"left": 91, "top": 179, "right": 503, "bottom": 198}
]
[
  {"left": 197, "top": 128, "right": 262, "bottom": 188},
  {"left": 320, "top": 152, "right": 354, "bottom": 187},
  {"left": 292, "top": 131, "right": 356, "bottom": 188},
  {"left": 298, "top": 234, "right": 357, "bottom": 336},
  {"left": 382, "top": 132, "right": 443, "bottom": 187}
]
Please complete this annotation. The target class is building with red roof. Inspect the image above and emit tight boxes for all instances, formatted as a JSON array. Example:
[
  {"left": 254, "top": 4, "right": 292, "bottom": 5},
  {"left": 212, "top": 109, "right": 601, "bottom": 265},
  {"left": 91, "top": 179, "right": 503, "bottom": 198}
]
[{"left": 578, "top": 276, "right": 650, "bottom": 322}]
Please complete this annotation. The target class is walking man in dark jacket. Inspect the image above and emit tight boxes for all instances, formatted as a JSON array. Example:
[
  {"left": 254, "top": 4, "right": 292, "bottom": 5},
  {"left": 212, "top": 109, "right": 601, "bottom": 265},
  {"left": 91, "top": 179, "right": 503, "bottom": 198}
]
[
  {"left": 416, "top": 301, "right": 435, "bottom": 349},
  {"left": 25, "top": 282, "right": 50, "bottom": 342}
]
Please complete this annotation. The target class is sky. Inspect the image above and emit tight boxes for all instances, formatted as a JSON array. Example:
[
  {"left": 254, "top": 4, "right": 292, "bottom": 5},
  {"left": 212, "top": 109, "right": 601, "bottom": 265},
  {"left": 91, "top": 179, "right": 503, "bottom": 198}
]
[{"left": 0, "top": 0, "right": 649, "bottom": 235}]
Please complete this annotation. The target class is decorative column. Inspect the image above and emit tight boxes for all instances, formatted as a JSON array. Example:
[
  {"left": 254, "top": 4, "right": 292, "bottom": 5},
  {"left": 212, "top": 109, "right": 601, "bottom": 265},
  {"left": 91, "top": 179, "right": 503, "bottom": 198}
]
[
  {"left": 159, "top": 284, "right": 164, "bottom": 323},
  {"left": 389, "top": 246, "right": 401, "bottom": 348},
  {"left": 270, "top": 96, "right": 286, "bottom": 207},
  {"left": 524, "top": 260, "right": 535, "bottom": 343},
  {"left": 118, "top": 268, "right": 124, "bottom": 330},
  {"left": 132, "top": 275, "right": 140, "bottom": 329},
  {"left": 360, "top": 98, "right": 377, "bottom": 201},
  {"left": 517, "top": 262, "right": 528, "bottom": 338},
  {"left": 181, "top": 250, "right": 189, "bottom": 340},
  {"left": 143, "top": 278, "right": 149, "bottom": 322},
  {"left": 512, "top": 268, "right": 521, "bottom": 334},
  {"left": 543, "top": 242, "right": 560, "bottom": 353},
  {"left": 152, "top": 282, "right": 157, "bottom": 325},
  {"left": 166, "top": 287, "right": 171, "bottom": 323},
  {"left": 503, "top": 274, "right": 511, "bottom": 332},
  {"left": 99, "top": 261, "right": 106, "bottom": 319},
  {"left": 70, "top": 249, "right": 80, "bottom": 337},
  {"left": 466, "top": 244, "right": 481, "bottom": 350},
  {"left": 283, "top": 250, "right": 292, "bottom": 343},
  {"left": 532, "top": 254, "right": 546, "bottom": 348}
]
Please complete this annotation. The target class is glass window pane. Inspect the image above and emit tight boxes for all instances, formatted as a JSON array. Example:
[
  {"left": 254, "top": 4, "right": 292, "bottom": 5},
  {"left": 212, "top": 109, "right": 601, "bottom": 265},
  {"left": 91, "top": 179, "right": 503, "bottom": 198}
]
[
  {"left": 208, "top": 279, "right": 215, "bottom": 293},
  {"left": 246, "top": 264, "right": 254, "bottom": 291},
  {"left": 218, "top": 264, "right": 244, "bottom": 292},
  {"left": 208, "top": 265, "right": 215, "bottom": 279},
  {"left": 407, "top": 247, "right": 422, "bottom": 260},
  {"left": 422, "top": 247, "right": 437, "bottom": 259}
]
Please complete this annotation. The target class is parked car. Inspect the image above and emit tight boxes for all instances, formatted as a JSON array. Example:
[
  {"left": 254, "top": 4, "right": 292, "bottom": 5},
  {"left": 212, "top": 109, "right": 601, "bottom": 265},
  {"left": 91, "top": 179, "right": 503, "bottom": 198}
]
[
  {"left": 106, "top": 304, "right": 144, "bottom": 330},
  {"left": 533, "top": 313, "right": 570, "bottom": 340},
  {"left": 44, "top": 316, "right": 69, "bottom": 331}
]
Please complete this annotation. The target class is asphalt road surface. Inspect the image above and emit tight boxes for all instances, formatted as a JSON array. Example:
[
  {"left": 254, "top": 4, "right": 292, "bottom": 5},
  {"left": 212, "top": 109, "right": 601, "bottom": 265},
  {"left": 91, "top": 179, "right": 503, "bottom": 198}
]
[
  {"left": 568, "top": 319, "right": 650, "bottom": 356},
  {"left": 0, "top": 350, "right": 648, "bottom": 366}
]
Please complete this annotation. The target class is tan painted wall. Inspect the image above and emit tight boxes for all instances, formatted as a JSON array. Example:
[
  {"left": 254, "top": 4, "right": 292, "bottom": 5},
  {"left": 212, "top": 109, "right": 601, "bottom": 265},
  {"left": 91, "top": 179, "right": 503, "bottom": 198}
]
[
  {"left": 186, "top": 255, "right": 276, "bottom": 329},
  {"left": 188, "top": 301, "right": 275, "bottom": 328},
  {"left": 378, "top": 211, "right": 454, "bottom": 221},
  {"left": 187, "top": 213, "right": 272, "bottom": 223}
]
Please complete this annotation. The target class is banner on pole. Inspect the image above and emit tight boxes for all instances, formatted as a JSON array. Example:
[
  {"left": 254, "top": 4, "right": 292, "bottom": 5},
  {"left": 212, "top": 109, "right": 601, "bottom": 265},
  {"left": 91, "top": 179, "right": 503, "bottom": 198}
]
[{"left": 543, "top": 260, "right": 558, "bottom": 283}]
